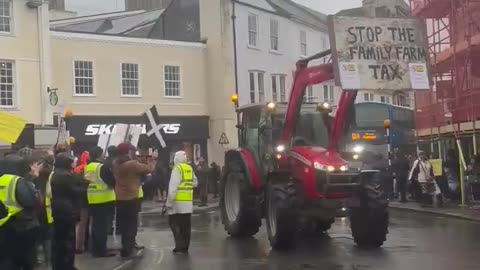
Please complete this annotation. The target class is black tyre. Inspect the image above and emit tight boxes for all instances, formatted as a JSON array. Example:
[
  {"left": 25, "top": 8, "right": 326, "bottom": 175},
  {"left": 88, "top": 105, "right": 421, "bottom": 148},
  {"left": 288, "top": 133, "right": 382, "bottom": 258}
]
[
  {"left": 265, "top": 182, "right": 298, "bottom": 249},
  {"left": 350, "top": 207, "right": 389, "bottom": 247},
  {"left": 310, "top": 219, "right": 335, "bottom": 234},
  {"left": 349, "top": 171, "right": 390, "bottom": 247},
  {"left": 220, "top": 170, "right": 261, "bottom": 237}
]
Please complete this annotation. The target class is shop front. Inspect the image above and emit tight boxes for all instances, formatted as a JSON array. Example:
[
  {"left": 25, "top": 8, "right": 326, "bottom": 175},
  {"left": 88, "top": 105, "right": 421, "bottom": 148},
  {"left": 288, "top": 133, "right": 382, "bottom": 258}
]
[{"left": 69, "top": 115, "right": 210, "bottom": 165}]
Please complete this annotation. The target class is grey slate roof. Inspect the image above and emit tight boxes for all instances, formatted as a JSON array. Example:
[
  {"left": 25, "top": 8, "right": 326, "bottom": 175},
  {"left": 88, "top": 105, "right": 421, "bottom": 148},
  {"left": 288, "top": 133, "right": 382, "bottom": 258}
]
[
  {"left": 267, "top": 0, "right": 327, "bottom": 30},
  {"left": 52, "top": 9, "right": 164, "bottom": 37},
  {"left": 50, "top": 0, "right": 201, "bottom": 42}
]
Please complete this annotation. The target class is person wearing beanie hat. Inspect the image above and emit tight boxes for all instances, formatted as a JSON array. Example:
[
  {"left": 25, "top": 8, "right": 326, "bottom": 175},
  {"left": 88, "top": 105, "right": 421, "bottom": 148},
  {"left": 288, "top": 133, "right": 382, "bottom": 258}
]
[{"left": 113, "top": 143, "right": 154, "bottom": 259}]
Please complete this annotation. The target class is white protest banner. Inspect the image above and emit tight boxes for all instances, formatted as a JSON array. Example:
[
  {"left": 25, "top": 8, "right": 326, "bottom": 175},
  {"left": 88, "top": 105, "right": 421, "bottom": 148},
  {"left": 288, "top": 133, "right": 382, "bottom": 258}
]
[{"left": 328, "top": 16, "right": 430, "bottom": 91}]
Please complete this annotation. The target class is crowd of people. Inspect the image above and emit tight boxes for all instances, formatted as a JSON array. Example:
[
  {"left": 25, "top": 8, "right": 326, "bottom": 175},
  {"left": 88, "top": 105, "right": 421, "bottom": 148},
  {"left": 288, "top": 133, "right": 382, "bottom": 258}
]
[
  {"left": 391, "top": 149, "right": 479, "bottom": 207},
  {"left": 0, "top": 142, "right": 218, "bottom": 270}
]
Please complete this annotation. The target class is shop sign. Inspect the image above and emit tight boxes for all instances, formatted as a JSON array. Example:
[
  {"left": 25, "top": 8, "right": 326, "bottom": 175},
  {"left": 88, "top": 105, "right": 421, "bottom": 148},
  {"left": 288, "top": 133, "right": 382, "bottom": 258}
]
[{"left": 85, "top": 123, "right": 181, "bottom": 136}]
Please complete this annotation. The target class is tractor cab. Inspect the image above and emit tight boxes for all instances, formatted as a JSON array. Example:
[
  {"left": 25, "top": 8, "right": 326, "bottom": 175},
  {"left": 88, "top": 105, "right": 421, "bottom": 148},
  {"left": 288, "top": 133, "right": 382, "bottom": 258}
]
[{"left": 236, "top": 101, "right": 336, "bottom": 179}]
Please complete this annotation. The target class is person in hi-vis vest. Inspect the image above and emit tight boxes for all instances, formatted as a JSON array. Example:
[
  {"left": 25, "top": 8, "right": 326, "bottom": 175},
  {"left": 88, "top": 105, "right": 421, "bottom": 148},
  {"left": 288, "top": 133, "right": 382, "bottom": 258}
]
[
  {"left": 84, "top": 147, "right": 116, "bottom": 258},
  {"left": 0, "top": 154, "right": 41, "bottom": 270},
  {"left": 166, "top": 151, "right": 198, "bottom": 254}
]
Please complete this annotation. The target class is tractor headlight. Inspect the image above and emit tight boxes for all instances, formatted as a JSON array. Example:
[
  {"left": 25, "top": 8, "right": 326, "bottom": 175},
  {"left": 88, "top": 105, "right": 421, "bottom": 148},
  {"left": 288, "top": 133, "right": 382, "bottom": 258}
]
[
  {"left": 352, "top": 145, "right": 364, "bottom": 154},
  {"left": 339, "top": 165, "right": 348, "bottom": 172},
  {"left": 276, "top": 144, "right": 286, "bottom": 153},
  {"left": 314, "top": 162, "right": 335, "bottom": 172}
]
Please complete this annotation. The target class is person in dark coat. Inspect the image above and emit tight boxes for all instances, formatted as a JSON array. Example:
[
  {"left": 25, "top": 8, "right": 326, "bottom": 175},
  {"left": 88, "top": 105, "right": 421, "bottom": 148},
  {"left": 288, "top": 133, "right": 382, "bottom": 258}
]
[
  {"left": 34, "top": 155, "right": 54, "bottom": 265},
  {"left": 50, "top": 153, "right": 85, "bottom": 270},
  {"left": 0, "top": 154, "right": 41, "bottom": 270},
  {"left": 103, "top": 146, "right": 118, "bottom": 188},
  {"left": 209, "top": 162, "right": 221, "bottom": 198},
  {"left": 393, "top": 152, "right": 410, "bottom": 203},
  {"left": 153, "top": 159, "right": 168, "bottom": 202},
  {"left": 195, "top": 158, "right": 209, "bottom": 207}
]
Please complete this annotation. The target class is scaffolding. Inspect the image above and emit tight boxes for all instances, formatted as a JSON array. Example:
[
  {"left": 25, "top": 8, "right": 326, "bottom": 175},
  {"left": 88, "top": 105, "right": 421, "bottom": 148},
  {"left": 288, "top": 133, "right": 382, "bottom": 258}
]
[{"left": 410, "top": 0, "right": 480, "bottom": 140}]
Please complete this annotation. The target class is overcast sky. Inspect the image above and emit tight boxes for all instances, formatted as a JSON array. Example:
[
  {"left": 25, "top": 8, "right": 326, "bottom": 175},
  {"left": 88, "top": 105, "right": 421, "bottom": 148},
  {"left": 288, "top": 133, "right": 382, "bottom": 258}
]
[
  {"left": 293, "top": 0, "right": 362, "bottom": 14},
  {"left": 65, "top": 0, "right": 363, "bottom": 15}
]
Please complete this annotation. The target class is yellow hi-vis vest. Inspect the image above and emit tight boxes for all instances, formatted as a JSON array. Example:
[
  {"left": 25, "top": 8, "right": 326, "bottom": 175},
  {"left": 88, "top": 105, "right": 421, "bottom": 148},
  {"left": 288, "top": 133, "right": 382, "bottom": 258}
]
[
  {"left": 0, "top": 175, "right": 23, "bottom": 227},
  {"left": 138, "top": 186, "right": 144, "bottom": 199},
  {"left": 45, "top": 173, "right": 54, "bottom": 224},
  {"left": 174, "top": 163, "right": 194, "bottom": 202},
  {"left": 85, "top": 162, "right": 115, "bottom": 204}
]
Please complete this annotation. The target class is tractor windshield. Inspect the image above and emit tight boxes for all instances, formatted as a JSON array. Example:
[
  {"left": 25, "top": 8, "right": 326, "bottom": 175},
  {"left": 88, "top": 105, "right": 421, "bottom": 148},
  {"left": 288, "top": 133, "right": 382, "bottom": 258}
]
[{"left": 291, "top": 103, "right": 331, "bottom": 148}]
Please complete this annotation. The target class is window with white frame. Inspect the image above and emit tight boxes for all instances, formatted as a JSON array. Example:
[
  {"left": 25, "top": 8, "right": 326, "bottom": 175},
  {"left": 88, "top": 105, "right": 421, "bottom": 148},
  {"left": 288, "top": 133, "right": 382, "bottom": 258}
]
[
  {"left": 74, "top": 61, "right": 94, "bottom": 95},
  {"left": 300, "top": 30, "right": 307, "bottom": 56},
  {"left": 249, "top": 72, "right": 255, "bottom": 103},
  {"left": 271, "top": 75, "right": 278, "bottom": 102},
  {"left": 380, "top": 95, "right": 390, "bottom": 104},
  {"left": 270, "top": 19, "right": 279, "bottom": 51},
  {"left": 258, "top": 72, "right": 265, "bottom": 102},
  {"left": 249, "top": 71, "right": 265, "bottom": 103},
  {"left": 271, "top": 74, "right": 286, "bottom": 102},
  {"left": 364, "top": 92, "right": 374, "bottom": 102},
  {"left": 321, "top": 36, "right": 328, "bottom": 50},
  {"left": 0, "top": 0, "right": 12, "bottom": 33},
  {"left": 279, "top": 75, "right": 286, "bottom": 102},
  {"left": 121, "top": 63, "right": 139, "bottom": 96},
  {"left": 164, "top": 65, "right": 181, "bottom": 97},
  {"left": 303, "top": 85, "right": 314, "bottom": 103},
  {"left": 323, "top": 85, "right": 334, "bottom": 104},
  {"left": 393, "top": 92, "right": 409, "bottom": 107},
  {"left": 248, "top": 14, "right": 258, "bottom": 47},
  {"left": 0, "top": 60, "right": 14, "bottom": 107}
]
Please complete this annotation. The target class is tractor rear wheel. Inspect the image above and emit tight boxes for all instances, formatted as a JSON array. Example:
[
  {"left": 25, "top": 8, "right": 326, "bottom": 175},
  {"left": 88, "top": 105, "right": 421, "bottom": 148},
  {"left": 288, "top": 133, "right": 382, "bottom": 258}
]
[
  {"left": 266, "top": 182, "right": 298, "bottom": 249},
  {"left": 220, "top": 171, "right": 261, "bottom": 237}
]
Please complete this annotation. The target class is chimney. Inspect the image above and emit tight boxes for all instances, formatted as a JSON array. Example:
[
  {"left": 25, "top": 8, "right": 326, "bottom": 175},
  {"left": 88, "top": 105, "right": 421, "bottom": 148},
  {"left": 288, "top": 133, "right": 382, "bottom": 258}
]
[
  {"left": 49, "top": 0, "right": 65, "bottom": 10},
  {"left": 125, "top": 0, "right": 172, "bottom": 11}
]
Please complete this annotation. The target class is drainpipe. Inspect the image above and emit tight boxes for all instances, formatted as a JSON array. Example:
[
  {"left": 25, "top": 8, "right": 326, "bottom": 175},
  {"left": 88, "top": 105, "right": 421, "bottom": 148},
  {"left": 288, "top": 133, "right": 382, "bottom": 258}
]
[
  {"left": 231, "top": 0, "right": 241, "bottom": 144},
  {"left": 231, "top": 0, "right": 239, "bottom": 96},
  {"left": 37, "top": 2, "right": 49, "bottom": 126}
]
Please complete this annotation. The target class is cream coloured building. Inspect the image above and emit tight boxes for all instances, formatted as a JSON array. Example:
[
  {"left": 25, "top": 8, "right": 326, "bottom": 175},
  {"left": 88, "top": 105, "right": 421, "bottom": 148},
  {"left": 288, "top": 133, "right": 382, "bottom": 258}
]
[
  {"left": 0, "top": 0, "right": 57, "bottom": 149},
  {"left": 48, "top": 6, "right": 215, "bottom": 164},
  {"left": 0, "top": 1, "right": 213, "bottom": 163}
]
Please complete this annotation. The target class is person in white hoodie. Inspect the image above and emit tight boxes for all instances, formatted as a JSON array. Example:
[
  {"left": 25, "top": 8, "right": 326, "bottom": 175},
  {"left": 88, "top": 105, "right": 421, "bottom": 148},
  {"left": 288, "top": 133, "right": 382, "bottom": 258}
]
[
  {"left": 166, "top": 151, "right": 198, "bottom": 254},
  {"left": 408, "top": 151, "right": 438, "bottom": 206}
]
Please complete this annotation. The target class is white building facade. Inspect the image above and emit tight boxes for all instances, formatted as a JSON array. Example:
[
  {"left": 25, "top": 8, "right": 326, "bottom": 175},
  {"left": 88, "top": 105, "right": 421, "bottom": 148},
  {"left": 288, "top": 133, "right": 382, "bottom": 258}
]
[{"left": 233, "top": 0, "right": 337, "bottom": 107}]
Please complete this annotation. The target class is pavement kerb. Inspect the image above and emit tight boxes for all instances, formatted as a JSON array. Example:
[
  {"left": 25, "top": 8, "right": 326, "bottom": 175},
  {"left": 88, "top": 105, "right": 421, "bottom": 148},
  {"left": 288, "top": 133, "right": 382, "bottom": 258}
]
[
  {"left": 389, "top": 204, "right": 480, "bottom": 222},
  {"left": 139, "top": 203, "right": 219, "bottom": 216}
]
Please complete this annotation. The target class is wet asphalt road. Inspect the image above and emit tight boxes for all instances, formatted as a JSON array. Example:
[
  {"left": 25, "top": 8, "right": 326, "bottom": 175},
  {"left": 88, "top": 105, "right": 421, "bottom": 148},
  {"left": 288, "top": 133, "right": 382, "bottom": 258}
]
[{"left": 130, "top": 210, "right": 480, "bottom": 270}]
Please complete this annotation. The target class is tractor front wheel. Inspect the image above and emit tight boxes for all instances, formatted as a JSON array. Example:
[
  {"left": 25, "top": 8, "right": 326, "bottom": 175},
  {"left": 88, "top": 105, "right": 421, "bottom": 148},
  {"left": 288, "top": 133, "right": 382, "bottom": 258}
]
[
  {"left": 265, "top": 182, "right": 298, "bottom": 250},
  {"left": 220, "top": 171, "right": 261, "bottom": 237},
  {"left": 350, "top": 207, "right": 389, "bottom": 247}
]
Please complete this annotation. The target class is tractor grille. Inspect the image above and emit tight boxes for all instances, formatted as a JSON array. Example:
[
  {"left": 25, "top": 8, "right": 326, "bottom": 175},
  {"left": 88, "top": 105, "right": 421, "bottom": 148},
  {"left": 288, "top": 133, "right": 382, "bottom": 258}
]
[{"left": 315, "top": 171, "right": 360, "bottom": 194}]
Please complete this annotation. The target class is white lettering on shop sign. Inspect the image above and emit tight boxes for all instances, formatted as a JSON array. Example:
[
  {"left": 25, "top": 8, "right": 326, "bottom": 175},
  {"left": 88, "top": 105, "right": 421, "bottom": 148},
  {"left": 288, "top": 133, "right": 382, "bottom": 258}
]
[{"left": 85, "top": 124, "right": 180, "bottom": 136}]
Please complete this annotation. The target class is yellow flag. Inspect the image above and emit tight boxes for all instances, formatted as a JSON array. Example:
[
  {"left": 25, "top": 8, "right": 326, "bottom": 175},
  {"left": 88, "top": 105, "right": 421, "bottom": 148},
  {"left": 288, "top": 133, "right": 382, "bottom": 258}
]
[
  {"left": 0, "top": 111, "right": 27, "bottom": 143},
  {"left": 430, "top": 159, "right": 443, "bottom": 177}
]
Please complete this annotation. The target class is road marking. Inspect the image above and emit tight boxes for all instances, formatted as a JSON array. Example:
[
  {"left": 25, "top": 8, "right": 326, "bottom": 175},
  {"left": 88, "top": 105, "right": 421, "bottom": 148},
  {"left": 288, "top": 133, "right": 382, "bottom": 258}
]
[{"left": 112, "top": 260, "right": 132, "bottom": 270}]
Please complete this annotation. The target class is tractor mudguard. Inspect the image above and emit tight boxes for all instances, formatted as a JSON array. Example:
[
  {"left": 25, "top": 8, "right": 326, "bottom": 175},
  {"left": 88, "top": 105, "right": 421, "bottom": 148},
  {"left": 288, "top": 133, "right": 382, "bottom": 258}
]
[
  {"left": 224, "top": 149, "right": 262, "bottom": 192},
  {"left": 346, "top": 170, "right": 388, "bottom": 209}
]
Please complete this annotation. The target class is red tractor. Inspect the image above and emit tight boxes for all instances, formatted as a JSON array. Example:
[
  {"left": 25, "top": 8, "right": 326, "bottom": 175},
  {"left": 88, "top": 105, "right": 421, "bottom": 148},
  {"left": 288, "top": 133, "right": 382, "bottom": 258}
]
[{"left": 220, "top": 50, "right": 389, "bottom": 249}]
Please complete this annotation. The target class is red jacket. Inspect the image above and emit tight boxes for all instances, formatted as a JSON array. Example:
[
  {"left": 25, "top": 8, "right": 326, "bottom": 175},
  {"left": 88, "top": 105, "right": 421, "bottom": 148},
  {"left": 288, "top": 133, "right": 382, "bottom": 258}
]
[{"left": 74, "top": 151, "right": 89, "bottom": 175}]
